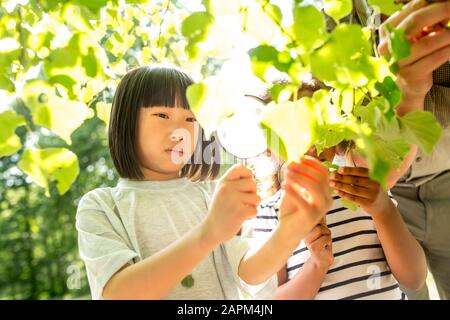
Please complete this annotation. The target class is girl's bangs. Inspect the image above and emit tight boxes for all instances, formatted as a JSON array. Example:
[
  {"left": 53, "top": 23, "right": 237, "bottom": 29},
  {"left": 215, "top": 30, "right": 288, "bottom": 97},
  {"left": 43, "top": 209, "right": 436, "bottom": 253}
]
[{"left": 139, "top": 65, "right": 193, "bottom": 110}]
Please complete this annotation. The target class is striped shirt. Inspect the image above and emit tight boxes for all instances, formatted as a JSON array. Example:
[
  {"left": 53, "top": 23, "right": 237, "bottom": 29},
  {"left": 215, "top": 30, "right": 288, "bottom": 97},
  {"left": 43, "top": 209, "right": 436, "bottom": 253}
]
[{"left": 250, "top": 191, "right": 407, "bottom": 300}]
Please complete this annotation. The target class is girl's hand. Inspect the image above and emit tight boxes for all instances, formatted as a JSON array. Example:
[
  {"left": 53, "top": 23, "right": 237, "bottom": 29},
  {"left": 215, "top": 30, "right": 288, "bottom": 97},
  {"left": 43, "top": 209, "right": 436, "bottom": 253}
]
[
  {"left": 305, "top": 221, "right": 334, "bottom": 271},
  {"left": 330, "top": 167, "right": 395, "bottom": 218},
  {"left": 278, "top": 156, "right": 333, "bottom": 244},
  {"left": 203, "top": 165, "right": 261, "bottom": 245}
]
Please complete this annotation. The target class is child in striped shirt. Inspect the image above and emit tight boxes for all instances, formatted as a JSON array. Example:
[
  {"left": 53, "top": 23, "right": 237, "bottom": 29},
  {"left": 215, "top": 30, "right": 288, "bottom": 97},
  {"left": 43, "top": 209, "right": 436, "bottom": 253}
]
[{"left": 251, "top": 145, "right": 427, "bottom": 299}]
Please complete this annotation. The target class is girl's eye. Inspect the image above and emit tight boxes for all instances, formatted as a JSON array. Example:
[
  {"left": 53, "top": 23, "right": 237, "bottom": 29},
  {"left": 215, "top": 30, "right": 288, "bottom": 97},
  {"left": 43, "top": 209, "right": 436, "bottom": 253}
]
[
  {"left": 186, "top": 117, "right": 197, "bottom": 123},
  {"left": 153, "top": 113, "right": 169, "bottom": 119}
]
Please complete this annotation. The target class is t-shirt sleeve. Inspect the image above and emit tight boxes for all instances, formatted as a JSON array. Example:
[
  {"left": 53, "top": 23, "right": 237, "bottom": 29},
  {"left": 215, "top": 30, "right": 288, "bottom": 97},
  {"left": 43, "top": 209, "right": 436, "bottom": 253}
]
[
  {"left": 224, "top": 208, "right": 279, "bottom": 300},
  {"left": 76, "top": 190, "right": 139, "bottom": 299},
  {"left": 230, "top": 230, "right": 278, "bottom": 299}
]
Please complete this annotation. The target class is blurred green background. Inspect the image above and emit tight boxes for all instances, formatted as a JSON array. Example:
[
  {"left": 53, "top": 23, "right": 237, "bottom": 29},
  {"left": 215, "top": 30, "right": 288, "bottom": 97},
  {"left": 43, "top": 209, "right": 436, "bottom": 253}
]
[{"left": 0, "top": 116, "right": 115, "bottom": 299}]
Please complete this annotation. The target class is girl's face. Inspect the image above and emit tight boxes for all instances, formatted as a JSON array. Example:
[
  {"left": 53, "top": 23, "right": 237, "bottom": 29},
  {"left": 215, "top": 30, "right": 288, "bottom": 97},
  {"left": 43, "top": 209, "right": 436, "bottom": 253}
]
[{"left": 136, "top": 106, "right": 199, "bottom": 180}]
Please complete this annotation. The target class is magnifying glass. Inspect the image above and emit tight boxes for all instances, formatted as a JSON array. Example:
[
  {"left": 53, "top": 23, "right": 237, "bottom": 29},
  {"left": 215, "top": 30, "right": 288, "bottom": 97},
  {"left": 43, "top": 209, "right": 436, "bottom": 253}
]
[{"left": 217, "top": 95, "right": 281, "bottom": 199}]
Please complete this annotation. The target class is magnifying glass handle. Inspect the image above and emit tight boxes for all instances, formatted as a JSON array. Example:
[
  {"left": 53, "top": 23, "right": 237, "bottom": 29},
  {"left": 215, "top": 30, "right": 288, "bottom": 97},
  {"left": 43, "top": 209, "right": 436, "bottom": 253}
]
[{"left": 241, "top": 155, "right": 280, "bottom": 200}]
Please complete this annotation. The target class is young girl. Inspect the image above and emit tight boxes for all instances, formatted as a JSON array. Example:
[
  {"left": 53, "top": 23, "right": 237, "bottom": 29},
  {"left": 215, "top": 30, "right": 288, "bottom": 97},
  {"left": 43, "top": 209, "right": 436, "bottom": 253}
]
[
  {"left": 76, "top": 65, "right": 332, "bottom": 300},
  {"left": 247, "top": 79, "right": 427, "bottom": 300}
]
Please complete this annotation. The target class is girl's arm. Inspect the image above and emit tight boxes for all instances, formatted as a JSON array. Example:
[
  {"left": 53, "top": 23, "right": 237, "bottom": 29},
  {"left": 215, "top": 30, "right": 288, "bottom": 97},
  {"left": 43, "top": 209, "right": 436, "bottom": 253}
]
[
  {"left": 238, "top": 222, "right": 309, "bottom": 286},
  {"left": 273, "top": 223, "right": 333, "bottom": 300},
  {"left": 330, "top": 167, "right": 427, "bottom": 290},
  {"left": 239, "top": 157, "right": 333, "bottom": 285},
  {"left": 273, "top": 261, "right": 328, "bottom": 300},
  {"left": 103, "top": 222, "right": 218, "bottom": 299},
  {"left": 371, "top": 200, "right": 427, "bottom": 290}
]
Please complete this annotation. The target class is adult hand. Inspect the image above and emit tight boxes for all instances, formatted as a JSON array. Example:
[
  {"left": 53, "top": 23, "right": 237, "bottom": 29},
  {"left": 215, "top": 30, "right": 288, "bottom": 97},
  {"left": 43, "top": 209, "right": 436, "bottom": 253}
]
[{"left": 378, "top": 0, "right": 450, "bottom": 114}]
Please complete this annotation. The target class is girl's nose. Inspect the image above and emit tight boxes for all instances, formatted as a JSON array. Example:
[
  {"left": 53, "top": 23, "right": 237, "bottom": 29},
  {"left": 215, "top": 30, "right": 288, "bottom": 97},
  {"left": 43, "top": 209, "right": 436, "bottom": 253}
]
[{"left": 170, "top": 129, "right": 184, "bottom": 142}]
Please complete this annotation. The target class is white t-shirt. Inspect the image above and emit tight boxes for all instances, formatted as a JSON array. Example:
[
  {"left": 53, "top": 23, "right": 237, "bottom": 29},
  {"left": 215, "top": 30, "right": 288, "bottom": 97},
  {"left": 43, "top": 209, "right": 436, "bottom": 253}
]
[{"left": 76, "top": 177, "right": 277, "bottom": 300}]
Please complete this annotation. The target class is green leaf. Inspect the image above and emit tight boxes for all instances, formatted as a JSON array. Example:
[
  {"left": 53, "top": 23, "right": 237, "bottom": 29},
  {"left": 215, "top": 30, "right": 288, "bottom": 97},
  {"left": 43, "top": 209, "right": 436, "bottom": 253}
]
[
  {"left": 105, "top": 31, "right": 136, "bottom": 58},
  {"left": 63, "top": 4, "right": 94, "bottom": 32},
  {"left": 186, "top": 82, "right": 206, "bottom": 116},
  {"left": 373, "top": 137, "right": 410, "bottom": 170},
  {"left": 0, "top": 74, "right": 15, "bottom": 92},
  {"left": 18, "top": 148, "right": 80, "bottom": 196},
  {"left": 181, "top": 12, "right": 214, "bottom": 44},
  {"left": 354, "top": 135, "right": 391, "bottom": 188},
  {"left": 96, "top": 102, "right": 111, "bottom": 125},
  {"left": 44, "top": 46, "right": 78, "bottom": 72},
  {"left": 375, "top": 76, "right": 401, "bottom": 117},
  {"left": 260, "top": 100, "right": 316, "bottom": 162},
  {"left": 385, "top": 24, "right": 411, "bottom": 62},
  {"left": 49, "top": 75, "right": 77, "bottom": 93},
  {"left": 0, "top": 110, "right": 25, "bottom": 157},
  {"left": 353, "top": 98, "right": 383, "bottom": 129},
  {"left": 310, "top": 24, "right": 374, "bottom": 87},
  {"left": 181, "top": 274, "right": 195, "bottom": 288},
  {"left": 82, "top": 47, "right": 99, "bottom": 78},
  {"left": 347, "top": 121, "right": 390, "bottom": 188},
  {"left": 203, "top": 0, "right": 241, "bottom": 15},
  {"left": 186, "top": 77, "right": 238, "bottom": 139},
  {"left": 44, "top": 35, "right": 80, "bottom": 70},
  {"left": 369, "top": 157, "right": 390, "bottom": 188},
  {"left": 248, "top": 45, "right": 293, "bottom": 81},
  {"left": 22, "top": 80, "right": 94, "bottom": 144},
  {"left": 75, "top": 0, "right": 108, "bottom": 14},
  {"left": 292, "top": 5, "right": 329, "bottom": 53},
  {"left": 368, "top": 0, "right": 402, "bottom": 16},
  {"left": 244, "top": 2, "right": 280, "bottom": 43},
  {"left": 376, "top": 115, "right": 400, "bottom": 141},
  {"left": 323, "top": 161, "right": 339, "bottom": 170},
  {"left": 263, "top": 3, "right": 282, "bottom": 25},
  {"left": 270, "top": 83, "right": 295, "bottom": 103},
  {"left": 248, "top": 45, "right": 278, "bottom": 80},
  {"left": 400, "top": 111, "right": 443, "bottom": 154},
  {"left": 323, "top": 0, "right": 353, "bottom": 22},
  {"left": 260, "top": 122, "right": 288, "bottom": 161},
  {"left": 315, "top": 123, "right": 350, "bottom": 156},
  {"left": 185, "top": 43, "right": 200, "bottom": 60}
]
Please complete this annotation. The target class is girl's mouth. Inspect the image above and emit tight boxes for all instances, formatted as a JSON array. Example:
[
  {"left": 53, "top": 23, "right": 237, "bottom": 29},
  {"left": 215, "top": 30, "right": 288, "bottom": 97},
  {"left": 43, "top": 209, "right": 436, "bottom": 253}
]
[{"left": 166, "top": 149, "right": 184, "bottom": 157}]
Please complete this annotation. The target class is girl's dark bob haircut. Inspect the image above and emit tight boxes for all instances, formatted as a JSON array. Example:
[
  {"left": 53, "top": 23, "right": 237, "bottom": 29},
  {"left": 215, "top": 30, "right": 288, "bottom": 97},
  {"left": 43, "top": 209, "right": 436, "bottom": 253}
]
[{"left": 108, "top": 65, "right": 220, "bottom": 181}]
